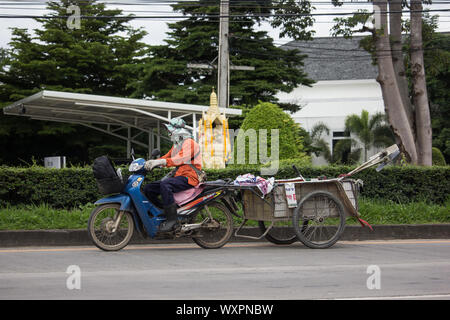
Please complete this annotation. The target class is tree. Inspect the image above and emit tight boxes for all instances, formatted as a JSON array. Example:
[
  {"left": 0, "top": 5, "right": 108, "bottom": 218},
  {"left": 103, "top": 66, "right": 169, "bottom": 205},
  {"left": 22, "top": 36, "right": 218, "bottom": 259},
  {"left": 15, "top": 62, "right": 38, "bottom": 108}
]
[
  {"left": 128, "top": 0, "right": 314, "bottom": 112},
  {"left": 309, "top": 122, "right": 332, "bottom": 162},
  {"left": 410, "top": 0, "right": 432, "bottom": 166},
  {"left": 331, "top": 0, "right": 433, "bottom": 166},
  {"left": 236, "top": 102, "right": 308, "bottom": 165},
  {"left": 309, "top": 122, "right": 361, "bottom": 165},
  {"left": 344, "top": 110, "right": 394, "bottom": 162},
  {"left": 0, "top": 0, "right": 148, "bottom": 165},
  {"left": 0, "top": 0, "right": 147, "bottom": 101},
  {"left": 0, "top": 48, "right": 6, "bottom": 65},
  {"left": 405, "top": 16, "right": 450, "bottom": 163},
  {"left": 309, "top": 110, "right": 394, "bottom": 165}
]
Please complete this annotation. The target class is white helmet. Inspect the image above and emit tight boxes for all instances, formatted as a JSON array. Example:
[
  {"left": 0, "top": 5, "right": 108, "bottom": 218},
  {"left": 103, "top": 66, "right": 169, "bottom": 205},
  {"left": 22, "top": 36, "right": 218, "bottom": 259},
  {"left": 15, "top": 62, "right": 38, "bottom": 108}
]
[{"left": 164, "top": 118, "right": 192, "bottom": 145}]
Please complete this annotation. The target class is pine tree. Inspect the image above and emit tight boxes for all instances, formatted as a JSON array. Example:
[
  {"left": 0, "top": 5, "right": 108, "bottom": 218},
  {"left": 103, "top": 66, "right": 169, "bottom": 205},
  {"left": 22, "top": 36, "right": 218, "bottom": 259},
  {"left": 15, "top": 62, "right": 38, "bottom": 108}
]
[
  {"left": 0, "top": 0, "right": 147, "bottom": 101},
  {"left": 129, "top": 0, "right": 314, "bottom": 111},
  {"left": 0, "top": 0, "right": 147, "bottom": 164}
]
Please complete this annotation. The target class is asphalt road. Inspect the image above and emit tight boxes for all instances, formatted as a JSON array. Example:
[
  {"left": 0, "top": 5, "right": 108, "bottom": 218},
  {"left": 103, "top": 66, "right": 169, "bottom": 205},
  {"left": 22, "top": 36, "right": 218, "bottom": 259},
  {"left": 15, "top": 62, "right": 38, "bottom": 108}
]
[{"left": 0, "top": 239, "right": 449, "bottom": 300}]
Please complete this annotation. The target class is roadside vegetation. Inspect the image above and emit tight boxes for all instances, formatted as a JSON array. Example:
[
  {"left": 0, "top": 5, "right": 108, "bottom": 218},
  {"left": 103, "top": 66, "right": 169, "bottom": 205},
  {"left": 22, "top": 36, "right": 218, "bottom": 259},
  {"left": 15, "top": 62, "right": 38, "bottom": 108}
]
[{"left": 0, "top": 198, "right": 448, "bottom": 231}]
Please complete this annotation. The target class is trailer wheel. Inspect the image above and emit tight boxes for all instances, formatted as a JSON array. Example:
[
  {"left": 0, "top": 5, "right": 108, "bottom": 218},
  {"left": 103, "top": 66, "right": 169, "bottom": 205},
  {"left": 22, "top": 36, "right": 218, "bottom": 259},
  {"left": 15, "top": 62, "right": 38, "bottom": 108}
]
[
  {"left": 292, "top": 191, "right": 346, "bottom": 249},
  {"left": 258, "top": 221, "right": 298, "bottom": 245}
]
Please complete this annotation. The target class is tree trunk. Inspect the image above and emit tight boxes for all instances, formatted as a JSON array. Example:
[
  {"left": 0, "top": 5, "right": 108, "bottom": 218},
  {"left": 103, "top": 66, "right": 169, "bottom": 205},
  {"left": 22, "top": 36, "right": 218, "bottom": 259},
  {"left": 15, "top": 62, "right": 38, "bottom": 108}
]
[
  {"left": 364, "top": 144, "right": 368, "bottom": 162},
  {"left": 389, "top": 0, "right": 415, "bottom": 130},
  {"left": 410, "top": 0, "right": 432, "bottom": 166},
  {"left": 373, "top": 0, "right": 418, "bottom": 164}
]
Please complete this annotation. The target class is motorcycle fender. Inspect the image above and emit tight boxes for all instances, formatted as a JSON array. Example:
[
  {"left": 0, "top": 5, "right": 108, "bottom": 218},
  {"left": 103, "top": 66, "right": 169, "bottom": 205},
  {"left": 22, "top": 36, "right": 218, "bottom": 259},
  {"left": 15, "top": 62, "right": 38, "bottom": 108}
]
[
  {"left": 94, "top": 194, "right": 146, "bottom": 237},
  {"left": 95, "top": 194, "right": 134, "bottom": 212}
]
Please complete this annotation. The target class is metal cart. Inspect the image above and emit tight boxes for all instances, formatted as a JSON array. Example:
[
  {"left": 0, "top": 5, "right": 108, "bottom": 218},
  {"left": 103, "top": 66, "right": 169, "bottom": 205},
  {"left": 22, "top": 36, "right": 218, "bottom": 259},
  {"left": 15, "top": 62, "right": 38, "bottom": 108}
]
[{"left": 233, "top": 144, "right": 400, "bottom": 249}]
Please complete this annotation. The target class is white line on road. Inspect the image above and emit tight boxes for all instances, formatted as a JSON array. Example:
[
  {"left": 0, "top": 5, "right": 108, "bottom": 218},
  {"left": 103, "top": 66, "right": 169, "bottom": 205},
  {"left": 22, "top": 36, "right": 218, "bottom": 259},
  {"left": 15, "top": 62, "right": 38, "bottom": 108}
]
[
  {"left": 1, "top": 261, "right": 449, "bottom": 278},
  {"left": 333, "top": 293, "right": 450, "bottom": 300},
  {"left": 0, "top": 239, "right": 450, "bottom": 253}
]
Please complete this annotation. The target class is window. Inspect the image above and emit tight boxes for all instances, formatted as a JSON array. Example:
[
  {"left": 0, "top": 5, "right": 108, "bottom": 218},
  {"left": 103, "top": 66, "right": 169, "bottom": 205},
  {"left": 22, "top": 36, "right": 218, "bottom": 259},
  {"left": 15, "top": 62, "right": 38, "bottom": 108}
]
[
  {"left": 332, "top": 131, "right": 351, "bottom": 163},
  {"left": 333, "top": 131, "right": 350, "bottom": 138}
]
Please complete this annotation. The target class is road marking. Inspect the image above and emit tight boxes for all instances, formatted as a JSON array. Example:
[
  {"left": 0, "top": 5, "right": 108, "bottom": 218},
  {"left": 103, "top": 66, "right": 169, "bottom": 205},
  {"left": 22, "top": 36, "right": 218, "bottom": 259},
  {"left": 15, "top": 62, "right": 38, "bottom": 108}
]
[
  {"left": 0, "top": 239, "right": 449, "bottom": 253},
  {"left": 1, "top": 261, "right": 449, "bottom": 279},
  {"left": 333, "top": 293, "right": 450, "bottom": 300},
  {"left": 0, "top": 242, "right": 268, "bottom": 253},
  {"left": 339, "top": 239, "right": 450, "bottom": 245}
]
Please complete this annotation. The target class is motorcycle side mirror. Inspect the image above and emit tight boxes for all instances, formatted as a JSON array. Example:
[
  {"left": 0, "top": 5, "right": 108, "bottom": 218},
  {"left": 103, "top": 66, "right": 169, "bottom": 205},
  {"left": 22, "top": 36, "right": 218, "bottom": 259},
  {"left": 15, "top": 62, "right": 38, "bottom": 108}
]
[{"left": 151, "top": 149, "right": 161, "bottom": 159}]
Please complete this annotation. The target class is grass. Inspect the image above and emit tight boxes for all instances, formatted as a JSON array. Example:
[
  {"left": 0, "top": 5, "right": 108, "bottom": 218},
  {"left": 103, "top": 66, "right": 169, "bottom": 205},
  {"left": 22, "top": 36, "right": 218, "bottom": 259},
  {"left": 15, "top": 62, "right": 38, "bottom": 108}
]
[
  {"left": 354, "top": 197, "right": 450, "bottom": 225},
  {"left": 0, "top": 198, "right": 448, "bottom": 230},
  {"left": 0, "top": 203, "right": 93, "bottom": 230}
]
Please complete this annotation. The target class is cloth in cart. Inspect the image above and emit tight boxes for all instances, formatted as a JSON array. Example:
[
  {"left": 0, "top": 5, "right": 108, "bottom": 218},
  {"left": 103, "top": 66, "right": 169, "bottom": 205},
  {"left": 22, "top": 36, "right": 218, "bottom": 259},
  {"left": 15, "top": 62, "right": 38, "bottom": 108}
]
[{"left": 233, "top": 173, "right": 275, "bottom": 196}]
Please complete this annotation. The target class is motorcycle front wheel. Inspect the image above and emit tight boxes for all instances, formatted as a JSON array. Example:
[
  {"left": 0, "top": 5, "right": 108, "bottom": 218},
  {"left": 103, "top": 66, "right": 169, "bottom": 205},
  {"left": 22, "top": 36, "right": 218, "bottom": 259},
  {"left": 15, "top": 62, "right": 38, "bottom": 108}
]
[{"left": 87, "top": 203, "right": 134, "bottom": 251}]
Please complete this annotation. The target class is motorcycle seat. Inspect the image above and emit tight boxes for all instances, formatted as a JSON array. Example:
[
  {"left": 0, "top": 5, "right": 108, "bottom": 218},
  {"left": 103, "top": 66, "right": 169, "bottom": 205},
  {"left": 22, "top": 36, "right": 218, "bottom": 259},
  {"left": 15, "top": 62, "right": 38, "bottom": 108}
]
[
  {"left": 173, "top": 179, "right": 230, "bottom": 206},
  {"left": 173, "top": 185, "right": 205, "bottom": 206}
]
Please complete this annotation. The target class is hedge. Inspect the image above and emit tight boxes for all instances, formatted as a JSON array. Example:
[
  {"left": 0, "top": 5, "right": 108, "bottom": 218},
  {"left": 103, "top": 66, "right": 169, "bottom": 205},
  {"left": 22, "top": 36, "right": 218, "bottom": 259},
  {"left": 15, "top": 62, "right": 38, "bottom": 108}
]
[{"left": 0, "top": 163, "right": 448, "bottom": 209}]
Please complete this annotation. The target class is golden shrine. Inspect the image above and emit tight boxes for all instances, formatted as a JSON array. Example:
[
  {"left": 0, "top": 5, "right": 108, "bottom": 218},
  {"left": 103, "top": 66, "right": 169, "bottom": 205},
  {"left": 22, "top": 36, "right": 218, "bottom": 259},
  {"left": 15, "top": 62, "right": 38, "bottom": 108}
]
[{"left": 198, "top": 89, "right": 231, "bottom": 169}]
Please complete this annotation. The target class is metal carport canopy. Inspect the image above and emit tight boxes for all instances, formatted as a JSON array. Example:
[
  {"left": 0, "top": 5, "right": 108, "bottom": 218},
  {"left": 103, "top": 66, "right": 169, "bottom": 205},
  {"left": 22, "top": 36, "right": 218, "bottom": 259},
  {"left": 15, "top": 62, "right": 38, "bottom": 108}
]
[{"left": 3, "top": 90, "right": 242, "bottom": 158}]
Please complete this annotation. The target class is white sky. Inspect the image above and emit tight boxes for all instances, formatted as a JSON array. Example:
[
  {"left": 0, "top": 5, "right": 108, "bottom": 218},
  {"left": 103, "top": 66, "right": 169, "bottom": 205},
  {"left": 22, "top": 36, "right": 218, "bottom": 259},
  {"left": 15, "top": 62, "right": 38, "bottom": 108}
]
[{"left": 0, "top": 0, "right": 449, "bottom": 49}]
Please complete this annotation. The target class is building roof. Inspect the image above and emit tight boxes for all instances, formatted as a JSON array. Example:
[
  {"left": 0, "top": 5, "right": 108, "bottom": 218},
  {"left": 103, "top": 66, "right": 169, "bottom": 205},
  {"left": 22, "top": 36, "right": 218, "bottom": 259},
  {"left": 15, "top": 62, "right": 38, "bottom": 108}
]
[
  {"left": 3, "top": 90, "right": 241, "bottom": 156},
  {"left": 282, "top": 36, "right": 379, "bottom": 81},
  {"left": 3, "top": 90, "right": 241, "bottom": 126}
]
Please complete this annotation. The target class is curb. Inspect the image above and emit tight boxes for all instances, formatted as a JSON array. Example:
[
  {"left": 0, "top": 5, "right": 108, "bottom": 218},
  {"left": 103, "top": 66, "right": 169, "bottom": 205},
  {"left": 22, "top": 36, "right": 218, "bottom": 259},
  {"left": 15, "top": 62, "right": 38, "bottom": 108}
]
[{"left": 0, "top": 224, "right": 449, "bottom": 247}]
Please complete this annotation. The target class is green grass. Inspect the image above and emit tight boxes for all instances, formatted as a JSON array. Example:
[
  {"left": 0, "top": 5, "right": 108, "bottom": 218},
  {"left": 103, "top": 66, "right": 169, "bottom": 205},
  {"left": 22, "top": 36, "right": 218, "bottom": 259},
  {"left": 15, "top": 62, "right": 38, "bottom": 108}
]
[
  {"left": 353, "top": 197, "right": 450, "bottom": 225},
  {"left": 0, "top": 203, "right": 93, "bottom": 230},
  {"left": 0, "top": 198, "right": 448, "bottom": 230}
]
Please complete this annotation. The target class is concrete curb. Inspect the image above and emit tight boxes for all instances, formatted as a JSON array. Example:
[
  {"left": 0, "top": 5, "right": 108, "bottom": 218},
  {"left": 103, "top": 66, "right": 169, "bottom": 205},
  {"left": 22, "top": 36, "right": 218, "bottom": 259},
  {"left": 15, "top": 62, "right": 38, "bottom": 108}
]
[{"left": 0, "top": 224, "right": 449, "bottom": 247}]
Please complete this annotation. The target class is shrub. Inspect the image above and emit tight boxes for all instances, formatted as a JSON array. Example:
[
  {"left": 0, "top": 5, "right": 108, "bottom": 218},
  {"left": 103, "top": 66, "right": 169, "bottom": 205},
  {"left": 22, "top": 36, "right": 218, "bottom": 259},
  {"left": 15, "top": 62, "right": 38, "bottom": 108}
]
[
  {"left": 432, "top": 147, "right": 447, "bottom": 166},
  {"left": 236, "top": 102, "right": 309, "bottom": 165},
  {"left": 1, "top": 163, "right": 449, "bottom": 208}
]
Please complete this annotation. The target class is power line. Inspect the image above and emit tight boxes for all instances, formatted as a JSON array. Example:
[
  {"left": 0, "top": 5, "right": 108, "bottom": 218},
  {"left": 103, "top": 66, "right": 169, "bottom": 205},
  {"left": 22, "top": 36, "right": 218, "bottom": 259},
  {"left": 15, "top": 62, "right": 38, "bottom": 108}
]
[
  {"left": 1, "top": 6, "right": 449, "bottom": 18},
  {"left": 1, "top": 1, "right": 449, "bottom": 5},
  {"left": 0, "top": 8, "right": 449, "bottom": 19}
]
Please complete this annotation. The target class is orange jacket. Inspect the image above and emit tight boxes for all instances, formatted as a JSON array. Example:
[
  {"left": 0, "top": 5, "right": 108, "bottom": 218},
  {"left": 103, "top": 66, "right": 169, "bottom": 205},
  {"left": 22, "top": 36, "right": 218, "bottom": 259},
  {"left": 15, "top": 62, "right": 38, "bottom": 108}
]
[{"left": 160, "top": 138, "right": 202, "bottom": 186}]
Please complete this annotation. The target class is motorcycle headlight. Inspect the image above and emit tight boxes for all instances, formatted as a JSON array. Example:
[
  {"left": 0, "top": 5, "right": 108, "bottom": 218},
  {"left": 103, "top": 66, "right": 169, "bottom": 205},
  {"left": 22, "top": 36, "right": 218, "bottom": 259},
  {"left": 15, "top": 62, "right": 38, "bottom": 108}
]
[{"left": 129, "top": 163, "right": 143, "bottom": 172}]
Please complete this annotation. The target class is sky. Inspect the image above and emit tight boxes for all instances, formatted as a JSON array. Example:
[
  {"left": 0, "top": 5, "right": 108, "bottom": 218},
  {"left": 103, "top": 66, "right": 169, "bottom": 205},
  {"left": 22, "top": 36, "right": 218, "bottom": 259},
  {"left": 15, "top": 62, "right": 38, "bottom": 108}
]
[{"left": 0, "top": 0, "right": 449, "bottom": 49}]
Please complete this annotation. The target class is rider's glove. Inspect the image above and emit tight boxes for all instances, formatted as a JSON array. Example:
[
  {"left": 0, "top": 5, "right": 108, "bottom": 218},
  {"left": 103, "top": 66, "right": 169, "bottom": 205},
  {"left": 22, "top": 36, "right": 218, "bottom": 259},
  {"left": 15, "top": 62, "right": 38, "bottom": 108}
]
[{"left": 144, "top": 159, "right": 166, "bottom": 171}]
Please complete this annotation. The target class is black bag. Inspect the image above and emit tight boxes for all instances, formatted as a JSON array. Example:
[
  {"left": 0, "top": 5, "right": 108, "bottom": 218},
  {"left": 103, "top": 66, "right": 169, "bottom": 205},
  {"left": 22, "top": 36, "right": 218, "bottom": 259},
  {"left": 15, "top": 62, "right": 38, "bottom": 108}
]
[{"left": 93, "top": 156, "right": 124, "bottom": 195}]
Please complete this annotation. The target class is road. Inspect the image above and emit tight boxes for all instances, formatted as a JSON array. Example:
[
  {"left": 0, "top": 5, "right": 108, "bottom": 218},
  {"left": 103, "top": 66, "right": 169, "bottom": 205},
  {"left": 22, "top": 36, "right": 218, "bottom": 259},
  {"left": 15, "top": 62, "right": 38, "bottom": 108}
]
[{"left": 0, "top": 239, "right": 449, "bottom": 300}]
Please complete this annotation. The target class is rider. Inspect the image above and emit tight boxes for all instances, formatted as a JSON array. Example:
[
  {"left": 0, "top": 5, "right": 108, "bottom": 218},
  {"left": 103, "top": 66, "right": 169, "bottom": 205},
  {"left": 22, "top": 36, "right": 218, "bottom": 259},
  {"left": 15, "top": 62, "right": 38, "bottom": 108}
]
[{"left": 143, "top": 118, "right": 202, "bottom": 232}]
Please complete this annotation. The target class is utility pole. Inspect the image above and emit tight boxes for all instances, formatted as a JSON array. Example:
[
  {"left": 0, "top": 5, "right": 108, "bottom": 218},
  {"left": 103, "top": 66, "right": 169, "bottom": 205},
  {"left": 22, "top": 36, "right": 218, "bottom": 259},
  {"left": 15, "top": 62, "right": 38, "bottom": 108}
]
[
  {"left": 217, "top": 0, "right": 229, "bottom": 110},
  {"left": 186, "top": 0, "right": 254, "bottom": 108}
]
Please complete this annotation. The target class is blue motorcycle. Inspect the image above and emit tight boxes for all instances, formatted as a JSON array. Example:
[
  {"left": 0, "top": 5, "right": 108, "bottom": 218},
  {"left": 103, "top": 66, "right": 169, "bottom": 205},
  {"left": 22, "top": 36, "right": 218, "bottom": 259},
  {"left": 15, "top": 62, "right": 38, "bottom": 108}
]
[{"left": 87, "top": 150, "right": 237, "bottom": 251}]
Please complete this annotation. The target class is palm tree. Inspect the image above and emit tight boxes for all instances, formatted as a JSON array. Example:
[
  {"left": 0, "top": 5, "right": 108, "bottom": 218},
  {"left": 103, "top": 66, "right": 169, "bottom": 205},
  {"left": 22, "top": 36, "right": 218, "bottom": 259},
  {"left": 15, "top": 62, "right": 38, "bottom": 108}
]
[
  {"left": 310, "top": 122, "right": 360, "bottom": 165},
  {"left": 344, "top": 110, "right": 395, "bottom": 162},
  {"left": 332, "top": 139, "right": 362, "bottom": 165},
  {"left": 310, "top": 122, "right": 332, "bottom": 163}
]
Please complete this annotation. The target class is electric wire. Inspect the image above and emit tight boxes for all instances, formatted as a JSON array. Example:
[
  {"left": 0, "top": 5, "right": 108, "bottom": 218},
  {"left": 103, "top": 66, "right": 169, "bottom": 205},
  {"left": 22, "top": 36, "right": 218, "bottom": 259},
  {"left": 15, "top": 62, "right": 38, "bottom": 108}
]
[{"left": 0, "top": 8, "right": 449, "bottom": 19}]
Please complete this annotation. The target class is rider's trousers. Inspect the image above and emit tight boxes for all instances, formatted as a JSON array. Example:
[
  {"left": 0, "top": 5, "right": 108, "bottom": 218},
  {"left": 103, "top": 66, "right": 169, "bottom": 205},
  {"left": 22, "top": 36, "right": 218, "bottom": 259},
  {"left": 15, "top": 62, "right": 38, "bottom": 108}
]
[{"left": 143, "top": 176, "right": 192, "bottom": 207}]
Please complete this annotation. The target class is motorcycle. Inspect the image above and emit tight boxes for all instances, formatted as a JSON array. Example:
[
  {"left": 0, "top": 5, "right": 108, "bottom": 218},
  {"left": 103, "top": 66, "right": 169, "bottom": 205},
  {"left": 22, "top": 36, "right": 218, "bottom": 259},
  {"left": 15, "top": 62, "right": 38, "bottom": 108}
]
[{"left": 87, "top": 149, "right": 238, "bottom": 251}]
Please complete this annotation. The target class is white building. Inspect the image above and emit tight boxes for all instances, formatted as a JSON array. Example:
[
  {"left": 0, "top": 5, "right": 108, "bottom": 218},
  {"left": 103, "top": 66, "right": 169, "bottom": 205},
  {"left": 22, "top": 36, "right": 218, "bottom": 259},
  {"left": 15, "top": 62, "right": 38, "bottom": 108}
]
[{"left": 276, "top": 36, "right": 386, "bottom": 165}]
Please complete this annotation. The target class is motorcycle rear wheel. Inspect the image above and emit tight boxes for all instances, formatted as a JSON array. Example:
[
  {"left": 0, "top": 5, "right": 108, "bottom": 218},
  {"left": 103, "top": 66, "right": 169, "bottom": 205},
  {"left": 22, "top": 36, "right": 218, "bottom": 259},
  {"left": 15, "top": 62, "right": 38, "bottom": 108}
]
[
  {"left": 88, "top": 203, "right": 134, "bottom": 251},
  {"left": 191, "top": 201, "right": 233, "bottom": 249}
]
